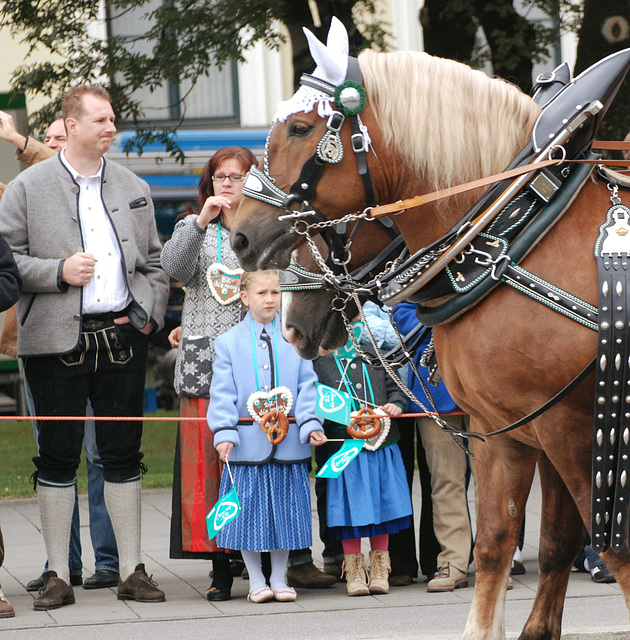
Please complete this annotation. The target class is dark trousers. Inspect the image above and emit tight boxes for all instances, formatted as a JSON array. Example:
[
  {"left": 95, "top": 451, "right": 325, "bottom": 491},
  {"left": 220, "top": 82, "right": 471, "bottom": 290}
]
[
  {"left": 389, "top": 417, "right": 441, "bottom": 578},
  {"left": 25, "top": 318, "right": 148, "bottom": 485},
  {"left": 314, "top": 440, "right": 344, "bottom": 562}
]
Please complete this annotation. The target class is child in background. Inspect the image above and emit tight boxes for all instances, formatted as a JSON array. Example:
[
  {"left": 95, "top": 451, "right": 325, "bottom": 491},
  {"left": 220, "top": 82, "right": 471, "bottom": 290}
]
[
  {"left": 208, "top": 270, "right": 326, "bottom": 603},
  {"left": 313, "top": 315, "right": 413, "bottom": 596}
]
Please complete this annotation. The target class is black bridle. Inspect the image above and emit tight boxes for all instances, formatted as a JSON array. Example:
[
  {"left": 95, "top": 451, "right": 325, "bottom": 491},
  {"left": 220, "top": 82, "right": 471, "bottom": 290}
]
[{"left": 242, "top": 57, "right": 382, "bottom": 273}]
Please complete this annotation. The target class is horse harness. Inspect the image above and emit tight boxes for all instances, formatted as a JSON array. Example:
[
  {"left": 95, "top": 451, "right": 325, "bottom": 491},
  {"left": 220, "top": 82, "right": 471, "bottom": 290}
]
[{"left": 245, "top": 48, "right": 630, "bottom": 553}]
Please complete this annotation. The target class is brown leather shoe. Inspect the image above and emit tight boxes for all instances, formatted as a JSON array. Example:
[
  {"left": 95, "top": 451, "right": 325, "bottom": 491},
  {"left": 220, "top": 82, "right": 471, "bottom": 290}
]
[
  {"left": 33, "top": 571, "right": 75, "bottom": 611},
  {"left": 389, "top": 574, "right": 413, "bottom": 587},
  {"left": 0, "top": 588, "right": 14, "bottom": 618},
  {"left": 286, "top": 561, "right": 336, "bottom": 589},
  {"left": 117, "top": 564, "right": 165, "bottom": 602},
  {"left": 323, "top": 561, "right": 343, "bottom": 582}
]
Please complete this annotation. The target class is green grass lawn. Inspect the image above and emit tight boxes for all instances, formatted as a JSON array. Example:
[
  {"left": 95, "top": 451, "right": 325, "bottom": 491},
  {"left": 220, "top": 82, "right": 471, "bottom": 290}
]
[{"left": 0, "top": 410, "right": 178, "bottom": 499}]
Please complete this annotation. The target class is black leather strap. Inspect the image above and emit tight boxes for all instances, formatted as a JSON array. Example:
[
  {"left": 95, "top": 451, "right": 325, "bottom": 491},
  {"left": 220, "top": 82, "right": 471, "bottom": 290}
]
[{"left": 592, "top": 202, "right": 630, "bottom": 553}]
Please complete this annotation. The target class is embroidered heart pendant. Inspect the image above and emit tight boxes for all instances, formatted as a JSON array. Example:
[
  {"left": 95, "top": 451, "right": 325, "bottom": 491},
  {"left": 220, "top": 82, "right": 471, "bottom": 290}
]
[
  {"left": 349, "top": 407, "right": 390, "bottom": 452},
  {"left": 207, "top": 263, "right": 243, "bottom": 306},
  {"left": 247, "top": 386, "right": 294, "bottom": 422}
]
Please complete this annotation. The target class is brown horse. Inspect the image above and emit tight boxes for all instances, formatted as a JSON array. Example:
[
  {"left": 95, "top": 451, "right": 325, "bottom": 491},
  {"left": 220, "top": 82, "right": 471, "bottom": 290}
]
[{"left": 232, "top": 23, "right": 630, "bottom": 639}]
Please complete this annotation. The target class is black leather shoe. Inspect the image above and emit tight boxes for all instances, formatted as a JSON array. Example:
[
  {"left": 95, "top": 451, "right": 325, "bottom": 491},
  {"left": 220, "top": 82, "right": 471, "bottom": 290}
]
[
  {"left": 205, "top": 586, "right": 231, "bottom": 601},
  {"left": 27, "top": 573, "right": 82, "bottom": 592},
  {"left": 591, "top": 565, "right": 616, "bottom": 583},
  {"left": 83, "top": 569, "right": 120, "bottom": 589}
]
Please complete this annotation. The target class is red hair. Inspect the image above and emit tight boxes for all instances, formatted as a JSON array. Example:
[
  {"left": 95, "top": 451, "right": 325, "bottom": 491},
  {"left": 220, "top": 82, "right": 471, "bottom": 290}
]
[{"left": 183, "top": 146, "right": 257, "bottom": 222}]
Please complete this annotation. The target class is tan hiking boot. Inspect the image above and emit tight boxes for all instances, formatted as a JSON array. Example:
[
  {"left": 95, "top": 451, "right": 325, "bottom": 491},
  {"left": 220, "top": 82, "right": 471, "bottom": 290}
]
[
  {"left": 427, "top": 563, "right": 468, "bottom": 592},
  {"left": 368, "top": 549, "right": 390, "bottom": 594},
  {"left": 343, "top": 553, "right": 369, "bottom": 596}
]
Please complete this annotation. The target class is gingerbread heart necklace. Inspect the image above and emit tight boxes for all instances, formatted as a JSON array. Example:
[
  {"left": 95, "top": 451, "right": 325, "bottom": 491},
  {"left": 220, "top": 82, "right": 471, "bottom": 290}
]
[
  {"left": 207, "top": 221, "right": 243, "bottom": 306},
  {"left": 334, "top": 354, "right": 388, "bottom": 451},
  {"left": 246, "top": 317, "right": 293, "bottom": 444}
]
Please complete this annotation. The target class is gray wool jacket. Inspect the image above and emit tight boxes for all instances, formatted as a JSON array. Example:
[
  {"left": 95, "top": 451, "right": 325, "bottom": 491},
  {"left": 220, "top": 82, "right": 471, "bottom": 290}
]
[{"left": 0, "top": 153, "right": 169, "bottom": 357}]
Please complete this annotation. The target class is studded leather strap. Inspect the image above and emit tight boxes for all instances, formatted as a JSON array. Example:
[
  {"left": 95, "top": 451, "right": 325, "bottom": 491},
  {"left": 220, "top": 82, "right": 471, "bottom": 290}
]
[{"left": 592, "top": 202, "right": 630, "bottom": 553}]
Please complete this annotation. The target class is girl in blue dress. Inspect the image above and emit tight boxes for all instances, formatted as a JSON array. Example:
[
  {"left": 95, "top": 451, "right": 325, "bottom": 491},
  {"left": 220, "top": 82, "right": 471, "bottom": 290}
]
[
  {"left": 208, "top": 270, "right": 326, "bottom": 603},
  {"left": 313, "top": 318, "right": 413, "bottom": 597}
]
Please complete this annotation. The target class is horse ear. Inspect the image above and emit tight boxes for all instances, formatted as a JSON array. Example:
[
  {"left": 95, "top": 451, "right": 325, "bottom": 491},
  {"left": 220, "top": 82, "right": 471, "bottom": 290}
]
[
  {"left": 302, "top": 16, "right": 349, "bottom": 86},
  {"left": 327, "top": 16, "right": 349, "bottom": 56}
]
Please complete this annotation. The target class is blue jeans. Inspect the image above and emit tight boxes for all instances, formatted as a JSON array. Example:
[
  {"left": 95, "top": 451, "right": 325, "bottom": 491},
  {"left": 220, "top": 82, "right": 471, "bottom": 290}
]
[
  {"left": 584, "top": 544, "right": 604, "bottom": 571},
  {"left": 84, "top": 415, "right": 119, "bottom": 573}
]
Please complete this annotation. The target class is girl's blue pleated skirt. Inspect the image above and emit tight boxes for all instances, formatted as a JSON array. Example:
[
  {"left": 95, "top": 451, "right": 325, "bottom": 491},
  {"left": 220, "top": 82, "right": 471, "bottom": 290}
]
[
  {"left": 327, "top": 442, "right": 413, "bottom": 540},
  {"left": 216, "top": 461, "right": 312, "bottom": 551}
]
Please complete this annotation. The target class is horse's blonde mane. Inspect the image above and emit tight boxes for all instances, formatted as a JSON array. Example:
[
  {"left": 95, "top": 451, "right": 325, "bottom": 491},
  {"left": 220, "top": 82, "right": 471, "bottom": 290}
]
[{"left": 358, "top": 49, "right": 541, "bottom": 192}]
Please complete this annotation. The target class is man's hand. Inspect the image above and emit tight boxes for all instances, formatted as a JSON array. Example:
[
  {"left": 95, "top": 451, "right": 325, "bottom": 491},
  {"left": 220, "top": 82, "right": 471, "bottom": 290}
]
[
  {"left": 0, "top": 111, "right": 27, "bottom": 150},
  {"left": 62, "top": 252, "right": 97, "bottom": 286},
  {"left": 168, "top": 325, "right": 182, "bottom": 348},
  {"left": 114, "top": 315, "right": 154, "bottom": 335}
]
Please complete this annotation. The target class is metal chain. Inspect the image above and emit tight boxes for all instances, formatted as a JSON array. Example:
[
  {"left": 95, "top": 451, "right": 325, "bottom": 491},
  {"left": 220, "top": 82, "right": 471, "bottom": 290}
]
[
  {"left": 294, "top": 223, "right": 403, "bottom": 294},
  {"left": 288, "top": 208, "right": 373, "bottom": 228},
  {"left": 338, "top": 289, "right": 472, "bottom": 454},
  {"left": 393, "top": 240, "right": 451, "bottom": 283},
  {"left": 419, "top": 335, "right": 435, "bottom": 367}
]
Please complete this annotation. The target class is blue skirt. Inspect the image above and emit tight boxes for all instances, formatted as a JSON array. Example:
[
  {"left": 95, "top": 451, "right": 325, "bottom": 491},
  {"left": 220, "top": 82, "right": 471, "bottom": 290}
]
[
  {"left": 327, "top": 443, "right": 413, "bottom": 539},
  {"left": 216, "top": 461, "right": 312, "bottom": 551}
]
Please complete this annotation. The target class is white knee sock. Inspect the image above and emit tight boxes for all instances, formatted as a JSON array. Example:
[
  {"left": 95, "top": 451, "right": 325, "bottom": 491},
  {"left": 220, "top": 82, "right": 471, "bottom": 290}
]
[
  {"left": 38, "top": 483, "right": 75, "bottom": 584},
  {"left": 269, "top": 549, "right": 290, "bottom": 589},
  {"left": 241, "top": 550, "right": 266, "bottom": 591},
  {"left": 104, "top": 479, "right": 141, "bottom": 580}
]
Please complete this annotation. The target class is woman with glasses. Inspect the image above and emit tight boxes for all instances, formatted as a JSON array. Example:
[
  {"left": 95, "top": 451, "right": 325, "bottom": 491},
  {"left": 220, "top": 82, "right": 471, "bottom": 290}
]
[{"left": 161, "top": 146, "right": 256, "bottom": 602}]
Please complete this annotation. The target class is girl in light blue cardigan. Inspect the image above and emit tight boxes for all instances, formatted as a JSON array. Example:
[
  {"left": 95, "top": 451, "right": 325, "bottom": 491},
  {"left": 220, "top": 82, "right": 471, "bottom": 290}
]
[{"left": 208, "top": 270, "right": 326, "bottom": 603}]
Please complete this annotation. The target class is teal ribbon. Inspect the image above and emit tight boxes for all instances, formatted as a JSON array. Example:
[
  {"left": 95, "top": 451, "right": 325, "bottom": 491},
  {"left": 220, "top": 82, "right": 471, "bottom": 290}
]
[{"left": 333, "top": 355, "right": 375, "bottom": 411}]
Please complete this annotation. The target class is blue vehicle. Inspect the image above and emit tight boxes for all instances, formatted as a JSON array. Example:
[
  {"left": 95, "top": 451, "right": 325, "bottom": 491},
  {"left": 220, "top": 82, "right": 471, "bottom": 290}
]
[{"left": 107, "top": 128, "right": 269, "bottom": 240}]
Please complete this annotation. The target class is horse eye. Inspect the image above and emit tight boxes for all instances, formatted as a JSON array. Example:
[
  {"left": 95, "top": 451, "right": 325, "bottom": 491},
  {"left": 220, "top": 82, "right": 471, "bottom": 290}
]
[{"left": 289, "top": 123, "right": 312, "bottom": 137}]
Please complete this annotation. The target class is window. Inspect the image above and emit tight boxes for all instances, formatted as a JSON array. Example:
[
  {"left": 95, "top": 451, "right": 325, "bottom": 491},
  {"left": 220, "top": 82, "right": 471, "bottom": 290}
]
[{"left": 106, "top": 0, "right": 239, "bottom": 125}]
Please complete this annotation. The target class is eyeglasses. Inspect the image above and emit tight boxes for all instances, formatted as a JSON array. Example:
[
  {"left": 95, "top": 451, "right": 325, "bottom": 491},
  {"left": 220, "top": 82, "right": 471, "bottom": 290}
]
[{"left": 212, "top": 173, "right": 246, "bottom": 183}]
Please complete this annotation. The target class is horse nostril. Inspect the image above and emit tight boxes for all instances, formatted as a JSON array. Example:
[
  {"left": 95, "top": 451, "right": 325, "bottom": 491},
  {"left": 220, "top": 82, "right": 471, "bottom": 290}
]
[{"left": 231, "top": 232, "right": 249, "bottom": 253}]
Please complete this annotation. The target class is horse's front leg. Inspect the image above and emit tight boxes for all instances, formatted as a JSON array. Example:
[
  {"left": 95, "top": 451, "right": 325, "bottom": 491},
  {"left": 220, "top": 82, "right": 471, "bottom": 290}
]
[
  {"left": 518, "top": 452, "right": 584, "bottom": 640},
  {"left": 463, "top": 436, "right": 537, "bottom": 640}
]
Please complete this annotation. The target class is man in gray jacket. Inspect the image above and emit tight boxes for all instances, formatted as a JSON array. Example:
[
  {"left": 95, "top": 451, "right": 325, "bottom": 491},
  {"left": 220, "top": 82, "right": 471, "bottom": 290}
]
[{"left": 0, "top": 85, "right": 169, "bottom": 611}]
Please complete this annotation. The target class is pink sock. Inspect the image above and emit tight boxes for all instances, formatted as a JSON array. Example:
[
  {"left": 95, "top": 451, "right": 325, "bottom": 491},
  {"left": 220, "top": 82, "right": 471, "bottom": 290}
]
[
  {"left": 342, "top": 538, "right": 361, "bottom": 554},
  {"left": 370, "top": 534, "right": 389, "bottom": 551}
]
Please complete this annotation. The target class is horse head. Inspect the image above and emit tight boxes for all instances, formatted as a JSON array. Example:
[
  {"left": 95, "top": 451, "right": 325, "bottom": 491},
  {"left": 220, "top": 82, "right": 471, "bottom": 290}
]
[{"left": 280, "top": 236, "right": 355, "bottom": 360}]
